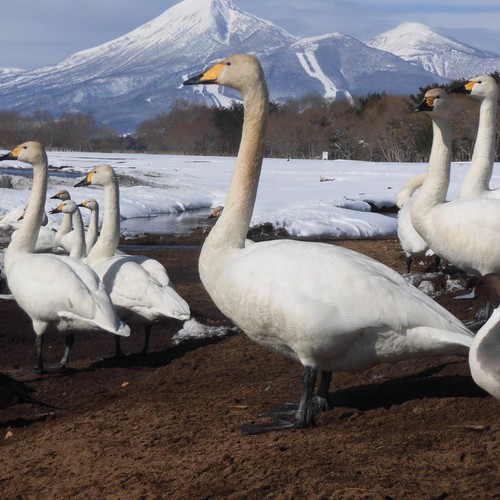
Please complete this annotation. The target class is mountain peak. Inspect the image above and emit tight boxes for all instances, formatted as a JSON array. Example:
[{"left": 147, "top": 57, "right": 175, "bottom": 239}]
[{"left": 366, "top": 22, "right": 500, "bottom": 79}]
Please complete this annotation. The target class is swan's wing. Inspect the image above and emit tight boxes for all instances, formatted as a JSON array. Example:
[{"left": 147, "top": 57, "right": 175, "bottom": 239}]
[
  {"left": 92, "top": 256, "right": 189, "bottom": 320},
  {"left": 212, "top": 240, "right": 472, "bottom": 366},
  {"left": 9, "top": 254, "right": 128, "bottom": 336}
]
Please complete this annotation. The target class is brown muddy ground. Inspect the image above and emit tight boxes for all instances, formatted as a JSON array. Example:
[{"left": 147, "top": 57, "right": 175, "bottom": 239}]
[{"left": 0, "top": 229, "right": 499, "bottom": 499}]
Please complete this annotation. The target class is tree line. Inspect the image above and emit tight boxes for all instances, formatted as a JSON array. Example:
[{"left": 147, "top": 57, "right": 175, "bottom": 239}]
[{"left": 0, "top": 77, "right": 498, "bottom": 163}]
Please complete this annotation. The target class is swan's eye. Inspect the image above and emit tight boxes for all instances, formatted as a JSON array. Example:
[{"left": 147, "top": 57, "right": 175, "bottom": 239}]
[{"left": 226, "top": 61, "right": 232, "bottom": 66}]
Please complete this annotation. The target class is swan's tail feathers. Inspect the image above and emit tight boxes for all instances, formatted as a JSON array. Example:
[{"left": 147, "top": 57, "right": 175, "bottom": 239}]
[
  {"left": 149, "top": 285, "right": 191, "bottom": 321},
  {"left": 115, "top": 321, "right": 131, "bottom": 337},
  {"left": 57, "top": 312, "right": 131, "bottom": 337},
  {"left": 414, "top": 326, "right": 474, "bottom": 354}
]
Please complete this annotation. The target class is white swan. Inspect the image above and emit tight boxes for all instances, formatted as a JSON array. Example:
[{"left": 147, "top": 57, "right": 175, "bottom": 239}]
[
  {"left": 411, "top": 88, "right": 500, "bottom": 277},
  {"left": 450, "top": 75, "right": 499, "bottom": 199},
  {"left": 49, "top": 200, "right": 86, "bottom": 260},
  {"left": 184, "top": 54, "right": 474, "bottom": 433},
  {"left": 0, "top": 142, "right": 130, "bottom": 373},
  {"left": 50, "top": 189, "right": 75, "bottom": 254},
  {"left": 396, "top": 172, "right": 438, "bottom": 273},
  {"left": 78, "top": 198, "right": 99, "bottom": 256},
  {"left": 74, "top": 164, "right": 190, "bottom": 356},
  {"left": 469, "top": 273, "right": 500, "bottom": 398}
]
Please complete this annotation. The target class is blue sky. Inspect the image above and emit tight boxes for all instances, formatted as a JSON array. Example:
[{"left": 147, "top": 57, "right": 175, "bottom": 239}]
[{"left": 1, "top": 0, "right": 499, "bottom": 70}]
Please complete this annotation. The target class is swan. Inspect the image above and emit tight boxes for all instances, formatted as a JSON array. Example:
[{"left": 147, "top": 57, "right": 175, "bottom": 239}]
[
  {"left": 449, "top": 75, "right": 499, "bottom": 199},
  {"left": 469, "top": 273, "right": 500, "bottom": 398},
  {"left": 0, "top": 142, "right": 130, "bottom": 373},
  {"left": 49, "top": 200, "right": 86, "bottom": 260},
  {"left": 74, "top": 164, "right": 190, "bottom": 356},
  {"left": 78, "top": 198, "right": 99, "bottom": 256},
  {"left": 184, "top": 54, "right": 474, "bottom": 433},
  {"left": 411, "top": 88, "right": 500, "bottom": 277},
  {"left": 396, "top": 173, "right": 438, "bottom": 273},
  {"left": 50, "top": 190, "right": 75, "bottom": 254},
  {"left": 208, "top": 206, "right": 224, "bottom": 219}
]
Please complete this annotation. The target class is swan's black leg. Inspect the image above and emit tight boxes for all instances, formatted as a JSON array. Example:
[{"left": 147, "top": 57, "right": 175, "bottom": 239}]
[
  {"left": 314, "top": 370, "right": 332, "bottom": 412},
  {"left": 58, "top": 333, "right": 75, "bottom": 370},
  {"left": 35, "top": 335, "right": 45, "bottom": 374},
  {"left": 297, "top": 366, "right": 318, "bottom": 428},
  {"left": 406, "top": 255, "right": 412, "bottom": 273},
  {"left": 114, "top": 335, "right": 123, "bottom": 358},
  {"left": 140, "top": 325, "right": 151, "bottom": 356},
  {"left": 241, "top": 365, "right": 321, "bottom": 435}
]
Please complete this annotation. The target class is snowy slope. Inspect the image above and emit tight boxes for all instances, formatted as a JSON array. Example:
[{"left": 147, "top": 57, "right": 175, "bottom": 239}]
[
  {"left": 0, "top": 2, "right": 481, "bottom": 132},
  {"left": 366, "top": 22, "right": 500, "bottom": 80}
]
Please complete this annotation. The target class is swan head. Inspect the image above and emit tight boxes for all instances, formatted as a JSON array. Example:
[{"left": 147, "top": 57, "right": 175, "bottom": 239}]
[
  {"left": 415, "top": 88, "right": 450, "bottom": 117},
  {"left": 74, "top": 164, "right": 116, "bottom": 188},
  {"left": 183, "top": 54, "right": 265, "bottom": 93},
  {"left": 449, "top": 74, "right": 498, "bottom": 101},
  {"left": 208, "top": 206, "right": 224, "bottom": 219},
  {"left": 0, "top": 141, "right": 46, "bottom": 165},
  {"left": 50, "top": 189, "right": 71, "bottom": 201},
  {"left": 78, "top": 199, "right": 98, "bottom": 211},
  {"left": 49, "top": 200, "right": 79, "bottom": 216}
]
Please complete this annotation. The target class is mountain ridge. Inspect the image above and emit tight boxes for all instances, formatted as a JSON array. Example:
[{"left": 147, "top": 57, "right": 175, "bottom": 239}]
[{"left": 0, "top": 0, "right": 496, "bottom": 132}]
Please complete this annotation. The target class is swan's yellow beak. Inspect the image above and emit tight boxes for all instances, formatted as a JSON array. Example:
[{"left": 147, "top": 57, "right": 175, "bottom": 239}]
[
  {"left": 415, "top": 95, "right": 436, "bottom": 112},
  {"left": 49, "top": 203, "right": 64, "bottom": 214},
  {"left": 78, "top": 200, "right": 89, "bottom": 208},
  {"left": 74, "top": 172, "right": 94, "bottom": 187},
  {"left": 0, "top": 146, "right": 22, "bottom": 161},
  {"left": 184, "top": 62, "right": 225, "bottom": 86},
  {"left": 448, "top": 80, "right": 476, "bottom": 95}
]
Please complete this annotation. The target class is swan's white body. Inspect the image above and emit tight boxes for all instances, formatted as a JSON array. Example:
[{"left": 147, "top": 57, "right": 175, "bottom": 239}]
[
  {"left": 411, "top": 88, "right": 500, "bottom": 277},
  {"left": 0, "top": 142, "right": 129, "bottom": 371},
  {"left": 184, "top": 55, "right": 473, "bottom": 429},
  {"left": 396, "top": 173, "right": 435, "bottom": 270},
  {"left": 454, "top": 75, "right": 500, "bottom": 200},
  {"left": 469, "top": 274, "right": 500, "bottom": 398},
  {"left": 76, "top": 165, "right": 190, "bottom": 327}
]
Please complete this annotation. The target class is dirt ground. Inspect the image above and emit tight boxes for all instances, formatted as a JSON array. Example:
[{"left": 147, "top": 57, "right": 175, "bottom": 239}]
[{"left": 1, "top": 228, "right": 499, "bottom": 499}]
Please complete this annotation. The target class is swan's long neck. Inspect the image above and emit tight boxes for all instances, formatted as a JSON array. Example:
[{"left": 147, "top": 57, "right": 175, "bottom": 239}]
[
  {"left": 203, "top": 81, "right": 269, "bottom": 251},
  {"left": 56, "top": 213, "right": 72, "bottom": 238},
  {"left": 86, "top": 180, "right": 120, "bottom": 266},
  {"left": 6, "top": 153, "right": 48, "bottom": 267},
  {"left": 86, "top": 206, "right": 99, "bottom": 255},
  {"left": 70, "top": 209, "right": 87, "bottom": 260},
  {"left": 397, "top": 172, "right": 426, "bottom": 207},
  {"left": 412, "top": 114, "right": 452, "bottom": 216},
  {"left": 460, "top": 95, "right": 498, "bottom": 197}
]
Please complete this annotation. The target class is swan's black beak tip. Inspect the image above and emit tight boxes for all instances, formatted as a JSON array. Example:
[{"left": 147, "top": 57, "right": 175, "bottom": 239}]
[
  {"left": 183, "top": 74, "right": 202, "bottom": 86},
  {"left": 74, "top": 178, "right": 90, "bottom": 188},
  {"left": 0, "top": 152, "right": 14, "bottom": 162}
]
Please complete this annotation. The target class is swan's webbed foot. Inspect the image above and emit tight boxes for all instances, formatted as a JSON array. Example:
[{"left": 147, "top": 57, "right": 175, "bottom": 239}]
[{"left": 241, "top": 368, "right": 331, "bottom": 435}]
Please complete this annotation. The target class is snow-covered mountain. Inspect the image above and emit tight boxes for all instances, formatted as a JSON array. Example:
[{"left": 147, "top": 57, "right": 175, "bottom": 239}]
[
  {"left": 0, "top": 1, "right": 484, "bottom": 132},
  {"left": 366, "top": 22, "right": 500, "bottom": 80}
]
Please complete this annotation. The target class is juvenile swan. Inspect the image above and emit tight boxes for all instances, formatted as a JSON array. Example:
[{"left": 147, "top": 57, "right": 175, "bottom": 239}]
[
  {"left": 0, "top": 142, "right": 130, "bottom": 373},
  {"left": 184, "top": 54, "right": 474, "bottom": 433}
]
